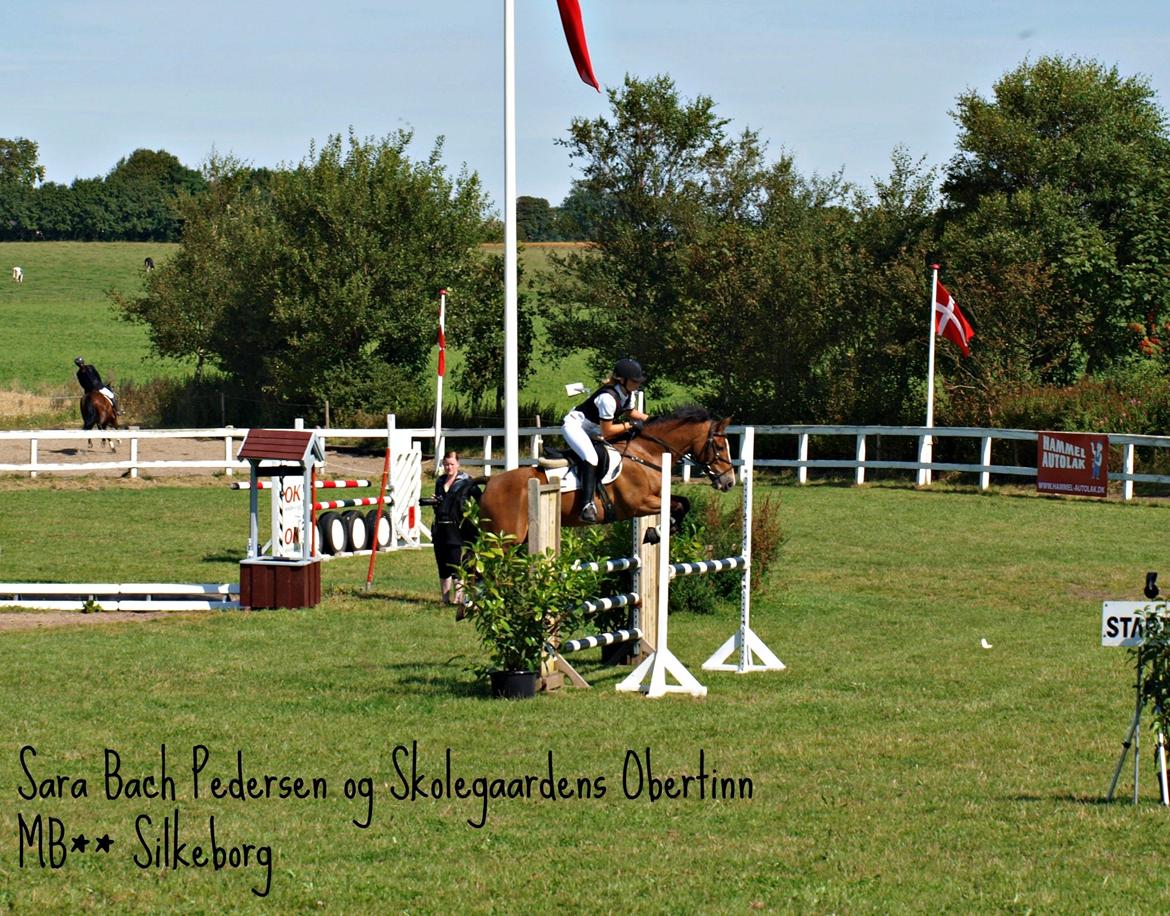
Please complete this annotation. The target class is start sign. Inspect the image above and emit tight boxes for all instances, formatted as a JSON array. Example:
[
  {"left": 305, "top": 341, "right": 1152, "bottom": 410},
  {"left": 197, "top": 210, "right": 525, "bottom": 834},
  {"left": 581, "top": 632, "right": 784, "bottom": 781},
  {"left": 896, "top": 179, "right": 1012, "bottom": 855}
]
[
  {"left": 1037, "top": 431, "right": 1108, "bottom": 497},
  {"left": 1101, "top": 601, "right": 1170, "bottom": 647}
]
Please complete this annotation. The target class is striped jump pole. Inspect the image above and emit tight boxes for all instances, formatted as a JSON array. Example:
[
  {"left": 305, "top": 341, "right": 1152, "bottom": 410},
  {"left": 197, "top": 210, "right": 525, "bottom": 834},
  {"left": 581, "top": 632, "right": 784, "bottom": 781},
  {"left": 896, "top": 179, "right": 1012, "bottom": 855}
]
[
  {"left": 573, "top": 556, "right": 640, "bottom": 574},
  {"left": 230, "top": 479, "right": 371, "bottom": 490},
  {"left": 312, "top": 496, "right": 391, "bottom": 511},
  {"left": 702, "top": 425, "right": 785, "bottom": 674},
  {"left": 558, "top": 628, "right": 643, "bottom": 655},
  {"left": 670, "top": 556, "right": 747, "bottom": 577}
]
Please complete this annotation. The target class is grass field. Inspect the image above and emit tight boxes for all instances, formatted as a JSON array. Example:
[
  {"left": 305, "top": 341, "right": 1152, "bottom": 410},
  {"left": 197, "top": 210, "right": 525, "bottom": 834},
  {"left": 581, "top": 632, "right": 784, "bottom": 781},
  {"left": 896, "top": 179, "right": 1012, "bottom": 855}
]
[
  {"left": 2, "top": 477, "right": 1170, "bottom": 911},
  {"left": 0, "top": 243, "right": 180, "bottom": 396}
]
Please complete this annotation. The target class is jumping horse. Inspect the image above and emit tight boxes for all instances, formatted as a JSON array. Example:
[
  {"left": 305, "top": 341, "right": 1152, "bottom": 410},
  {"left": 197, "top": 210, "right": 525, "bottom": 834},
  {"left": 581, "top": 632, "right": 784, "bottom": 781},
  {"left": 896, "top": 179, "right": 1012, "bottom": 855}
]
[
  {"left": 80, "top": 389, "right": 119, "bottom": 451},
  {"left": 477, "top": 406, "right": 736, "bottom": 544}
]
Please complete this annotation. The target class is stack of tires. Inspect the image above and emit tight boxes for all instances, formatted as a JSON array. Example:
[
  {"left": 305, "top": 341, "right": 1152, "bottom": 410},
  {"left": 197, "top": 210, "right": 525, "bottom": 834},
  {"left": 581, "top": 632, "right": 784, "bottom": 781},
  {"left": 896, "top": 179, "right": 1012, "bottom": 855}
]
[{"left": 316, "top": 508, "right": 391, "bottom": 555}]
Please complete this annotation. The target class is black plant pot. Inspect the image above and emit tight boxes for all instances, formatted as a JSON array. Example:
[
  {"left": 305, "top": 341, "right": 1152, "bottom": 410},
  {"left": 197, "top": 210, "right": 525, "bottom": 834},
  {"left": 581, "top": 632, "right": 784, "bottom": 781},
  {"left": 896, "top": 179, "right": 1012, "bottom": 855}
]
[{"left": 489, "top": 669, "right": 538, "bottom": 700}]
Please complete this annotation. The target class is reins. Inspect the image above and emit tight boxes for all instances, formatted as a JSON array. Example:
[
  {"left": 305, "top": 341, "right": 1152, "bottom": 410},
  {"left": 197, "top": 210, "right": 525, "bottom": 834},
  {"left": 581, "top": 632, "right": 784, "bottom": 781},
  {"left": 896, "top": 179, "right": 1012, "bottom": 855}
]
[{"left": 613, "top": 422, "right": 730, "bottom": 484}]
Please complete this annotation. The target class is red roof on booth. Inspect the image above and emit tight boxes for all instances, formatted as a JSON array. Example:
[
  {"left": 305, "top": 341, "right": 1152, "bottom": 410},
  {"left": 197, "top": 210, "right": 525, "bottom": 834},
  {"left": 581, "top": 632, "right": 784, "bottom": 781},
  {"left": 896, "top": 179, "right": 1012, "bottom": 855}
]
[{"left": 237, "top": 429, "right": 325, "bottom": 464}]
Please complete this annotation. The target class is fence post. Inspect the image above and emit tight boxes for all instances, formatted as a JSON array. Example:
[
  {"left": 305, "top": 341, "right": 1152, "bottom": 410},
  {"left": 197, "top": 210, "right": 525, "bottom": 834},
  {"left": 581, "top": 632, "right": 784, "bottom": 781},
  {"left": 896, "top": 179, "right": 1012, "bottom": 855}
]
[
  {"left": 130, "top": 436, "right": 139, "bottom": 478},
  {"left": 980, "top": 435, "right": 992, "bottom": 491},
  {"left": 1123, "top": 442, "right": 1135, "bottom": 501},
  {"left": 224, "top": 434, "right": 235, "bottom": 476},
  {"left": 855, "top": 433, "right": 866, "bottom": 485},
  {"left": 482, "top": 435, "right": 493, "bottom": 477},
  {"left": 30, "top": 437, "right": 38, "bottom": 479},
  {"left": 797, "top": 433, "right": 809, "bottom": 485},
  {"left": 917, "top": 434, "right": 933, "bottom": 487}
]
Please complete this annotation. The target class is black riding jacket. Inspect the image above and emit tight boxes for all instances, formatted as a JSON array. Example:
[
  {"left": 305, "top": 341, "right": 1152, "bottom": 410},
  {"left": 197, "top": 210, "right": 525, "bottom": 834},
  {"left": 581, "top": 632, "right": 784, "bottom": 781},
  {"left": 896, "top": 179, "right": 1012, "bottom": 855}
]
[{"left": 76, "top": 364, "right": 103, "bottom": 392}]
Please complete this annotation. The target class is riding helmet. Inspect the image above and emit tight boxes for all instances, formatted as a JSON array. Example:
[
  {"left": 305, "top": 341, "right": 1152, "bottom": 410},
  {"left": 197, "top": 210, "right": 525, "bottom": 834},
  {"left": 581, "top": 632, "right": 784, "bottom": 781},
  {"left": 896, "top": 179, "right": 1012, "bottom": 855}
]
[
  {"left": 614, "top": 358, "right": 645, "bottom": 382},
  {"left": 74, "top": 356, "right": 85, "bottom": 366}
]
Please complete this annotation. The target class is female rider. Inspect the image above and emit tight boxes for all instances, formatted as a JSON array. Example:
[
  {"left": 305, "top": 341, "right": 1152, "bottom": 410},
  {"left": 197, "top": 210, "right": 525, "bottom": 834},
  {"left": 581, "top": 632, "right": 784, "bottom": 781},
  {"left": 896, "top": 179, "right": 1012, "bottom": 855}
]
[{"left": 561, "top": 358, "right": 650, "bottom": 522}]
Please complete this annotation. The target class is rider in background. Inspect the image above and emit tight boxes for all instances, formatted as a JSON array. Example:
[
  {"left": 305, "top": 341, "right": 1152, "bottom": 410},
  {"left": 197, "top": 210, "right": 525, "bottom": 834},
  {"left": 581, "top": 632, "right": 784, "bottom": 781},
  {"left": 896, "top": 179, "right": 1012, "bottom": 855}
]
[
  {"left": 562, "top": 357, "right": 650, "bottom": 522},
  {"left": 74, "top": 357, "right": 120, "bottom": 415}
]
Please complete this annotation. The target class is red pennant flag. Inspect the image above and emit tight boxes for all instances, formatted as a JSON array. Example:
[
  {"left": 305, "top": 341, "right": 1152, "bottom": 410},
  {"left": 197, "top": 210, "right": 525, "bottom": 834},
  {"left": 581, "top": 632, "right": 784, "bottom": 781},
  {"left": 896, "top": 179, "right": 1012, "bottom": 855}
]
[
  {"left": 557, "top": 0, "right": 600, "bottom": 91},
  {"left": 934, "top": 281, "right": 974, "bottom": 357}
]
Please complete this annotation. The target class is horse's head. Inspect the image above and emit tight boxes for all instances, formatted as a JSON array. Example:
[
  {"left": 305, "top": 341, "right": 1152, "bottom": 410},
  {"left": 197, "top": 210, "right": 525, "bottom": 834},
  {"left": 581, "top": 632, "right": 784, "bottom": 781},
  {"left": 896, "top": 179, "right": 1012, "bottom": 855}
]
[
  {"left": 642, "top": 408, "right": 736, "bottom": 491},
  {"left": 693, "top": 416, "right": 736, "bottom": 491}
]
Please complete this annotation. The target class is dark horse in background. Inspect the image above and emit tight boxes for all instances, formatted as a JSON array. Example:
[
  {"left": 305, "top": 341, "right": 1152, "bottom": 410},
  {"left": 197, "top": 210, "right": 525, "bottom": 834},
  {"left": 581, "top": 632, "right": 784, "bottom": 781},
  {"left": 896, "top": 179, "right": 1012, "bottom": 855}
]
[
  {"left": 80, "top": 389, "right": 119, "bottom": 451},
  {"left": 477, "top": 406, "right": 737, "bottom": 544}
]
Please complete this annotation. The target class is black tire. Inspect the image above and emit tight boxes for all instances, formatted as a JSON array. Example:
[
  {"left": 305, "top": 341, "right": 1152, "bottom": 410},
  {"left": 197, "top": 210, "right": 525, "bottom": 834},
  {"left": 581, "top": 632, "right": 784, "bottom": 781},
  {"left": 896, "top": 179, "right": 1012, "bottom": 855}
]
[
  {"left": 343, "top": 509, "right": 367, "bottom": 552},
  {"left": 317, "top": 511, "right": 346, "bottom": 554},
  {"left": 365, "top": 509, "right": 390, "bottom": 549}
]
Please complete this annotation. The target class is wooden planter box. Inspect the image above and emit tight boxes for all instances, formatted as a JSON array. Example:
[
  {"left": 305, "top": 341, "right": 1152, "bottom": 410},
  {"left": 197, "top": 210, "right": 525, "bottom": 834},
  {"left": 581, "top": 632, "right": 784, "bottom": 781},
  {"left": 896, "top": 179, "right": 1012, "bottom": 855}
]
[{"left": 239, "top": 557, "right": 322, "bottom": 609}]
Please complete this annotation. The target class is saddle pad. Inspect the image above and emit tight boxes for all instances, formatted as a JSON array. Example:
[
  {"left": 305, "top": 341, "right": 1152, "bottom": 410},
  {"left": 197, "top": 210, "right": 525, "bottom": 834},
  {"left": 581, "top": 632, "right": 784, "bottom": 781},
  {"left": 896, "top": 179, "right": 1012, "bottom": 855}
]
[{"left": 551, "top": 446, "right": 623, "bottom": 494}]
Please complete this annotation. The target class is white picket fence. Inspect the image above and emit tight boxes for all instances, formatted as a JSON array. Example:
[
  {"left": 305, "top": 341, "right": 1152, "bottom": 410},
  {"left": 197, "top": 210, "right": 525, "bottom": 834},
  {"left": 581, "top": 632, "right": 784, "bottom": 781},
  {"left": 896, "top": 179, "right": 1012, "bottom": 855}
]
[{"left": 2, "top": 421, "right": 1170, "bottom": 500}]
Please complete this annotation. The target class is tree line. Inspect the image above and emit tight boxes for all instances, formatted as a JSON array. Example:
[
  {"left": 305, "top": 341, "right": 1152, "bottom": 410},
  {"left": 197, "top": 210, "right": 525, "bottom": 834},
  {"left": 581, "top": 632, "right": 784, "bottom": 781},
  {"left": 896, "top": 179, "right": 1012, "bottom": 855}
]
[
  {"left": 49, "top": 56, "right": 1170, "bottom": 434},
  {"left": 0, "top": 144, "right": 209, "bottom": 241}
]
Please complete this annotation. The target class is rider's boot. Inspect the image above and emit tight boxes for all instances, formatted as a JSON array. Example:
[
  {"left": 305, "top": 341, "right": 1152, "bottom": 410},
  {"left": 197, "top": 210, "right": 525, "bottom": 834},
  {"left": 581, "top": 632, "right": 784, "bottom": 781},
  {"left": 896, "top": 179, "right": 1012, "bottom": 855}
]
[{"left": 578, "top": 462, "right": 598, "bottom": 522}]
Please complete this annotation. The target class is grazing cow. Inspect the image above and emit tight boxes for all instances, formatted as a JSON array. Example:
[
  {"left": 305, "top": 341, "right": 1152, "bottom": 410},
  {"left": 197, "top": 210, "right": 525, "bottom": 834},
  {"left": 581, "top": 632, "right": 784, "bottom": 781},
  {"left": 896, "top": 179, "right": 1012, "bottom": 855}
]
[
  {"left": 12, "top": 266, "right": 23, "bottom": 283},
  {"left": 144, "top": 257, "right": 154, "bottom": 272}
]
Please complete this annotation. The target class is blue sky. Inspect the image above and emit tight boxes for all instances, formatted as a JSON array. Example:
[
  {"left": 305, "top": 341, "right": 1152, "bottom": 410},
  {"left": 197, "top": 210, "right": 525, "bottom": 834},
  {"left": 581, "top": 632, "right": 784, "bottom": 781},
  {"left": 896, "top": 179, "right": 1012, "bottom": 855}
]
[{"left": 6, "top": 1, "right": 1169, "bottom": 209}]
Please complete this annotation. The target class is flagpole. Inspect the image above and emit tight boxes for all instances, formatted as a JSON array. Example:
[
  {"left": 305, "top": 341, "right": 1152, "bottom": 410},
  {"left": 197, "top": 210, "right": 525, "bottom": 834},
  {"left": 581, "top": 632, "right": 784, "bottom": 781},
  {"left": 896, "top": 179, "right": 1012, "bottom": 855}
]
[
  {"left": 434, "top": 288, "right": 447, "bottom": 471},
  {"left": 919, "top": 264, "right": 940, "bottom": 486},
  {"left": 503, "top": 0, "right": 520, "bottom": 470}
]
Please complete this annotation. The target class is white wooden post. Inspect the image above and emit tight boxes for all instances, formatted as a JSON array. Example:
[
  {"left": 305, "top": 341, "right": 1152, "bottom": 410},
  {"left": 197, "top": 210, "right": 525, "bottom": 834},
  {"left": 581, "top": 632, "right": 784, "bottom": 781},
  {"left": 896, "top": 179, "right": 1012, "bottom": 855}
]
[
  {"left": 30, "top": 437, "right": 38, "bottom": 479},
  {"left": 980, "top": 435, "right": 992, "bottom": 491},
  {"left": 1123, "top": 442, "right": 1135, "bottom": 501},
  {"left": 130, "top": 436, "right": 139, "bottom": 478},
  {"left": 917, "top": 433, "right": 933, "bottom": 487},
  {"left": 225, "top": 435, "right": 235, "bottom": 476},
  {"left": 855, "top": 433, "right": 866, "bottom": 485},
  {"left": 482, "top": 435, "right": 493, "bottom": 477},
  {"left": 797, "top": 433, "right": 809, "bottom": 485}
]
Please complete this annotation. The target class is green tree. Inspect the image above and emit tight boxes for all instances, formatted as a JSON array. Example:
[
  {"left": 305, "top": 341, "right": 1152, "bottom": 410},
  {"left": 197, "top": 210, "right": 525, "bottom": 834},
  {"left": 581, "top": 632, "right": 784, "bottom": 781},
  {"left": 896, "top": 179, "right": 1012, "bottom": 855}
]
[
  {"left": 114, "top": 133, "right": 496, "bottom": 421},
  {"left": 942, "top": 56, "right": 1170, "bottom": 377},
  {"left": 0, "top": 138, "right": 45, "bottom": 187},
  {"left": 516, "top": 196, "right": 556, "bottom": 241},
  {"left": 543, "top": 74, "right": 770, "bottom": 400},
  {"left": 107, "top": 148, "right": 206, "bottom": 196}
]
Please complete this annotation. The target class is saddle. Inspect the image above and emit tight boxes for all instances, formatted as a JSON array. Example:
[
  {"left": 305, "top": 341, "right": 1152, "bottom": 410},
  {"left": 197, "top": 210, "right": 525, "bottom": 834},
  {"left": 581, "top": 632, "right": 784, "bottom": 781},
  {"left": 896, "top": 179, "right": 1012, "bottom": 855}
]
[{"left": 538, "top": 442, "right": 623, "bottom": 521}]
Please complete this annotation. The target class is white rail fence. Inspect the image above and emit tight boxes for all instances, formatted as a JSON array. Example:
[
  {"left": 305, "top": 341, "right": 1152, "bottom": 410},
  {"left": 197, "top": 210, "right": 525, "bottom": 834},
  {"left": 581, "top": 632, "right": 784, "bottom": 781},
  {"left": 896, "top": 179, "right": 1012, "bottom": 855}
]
[{"left": 2, "top": 421, "right": 1169, "bottom": 500}]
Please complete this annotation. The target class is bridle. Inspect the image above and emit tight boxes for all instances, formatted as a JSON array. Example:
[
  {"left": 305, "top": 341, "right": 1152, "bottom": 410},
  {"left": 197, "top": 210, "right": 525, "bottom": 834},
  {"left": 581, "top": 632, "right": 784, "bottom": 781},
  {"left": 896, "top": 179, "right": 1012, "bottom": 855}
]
[{"left": 618, "top": 421, "right": 733, "bottom": 484}]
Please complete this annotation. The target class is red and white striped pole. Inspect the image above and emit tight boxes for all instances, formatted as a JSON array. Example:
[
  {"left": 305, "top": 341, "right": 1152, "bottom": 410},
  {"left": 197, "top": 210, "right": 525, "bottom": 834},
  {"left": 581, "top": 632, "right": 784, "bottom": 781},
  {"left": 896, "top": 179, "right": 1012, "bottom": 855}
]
[{"left": 434, "top": 288, "right": 447, "bottom": 469}]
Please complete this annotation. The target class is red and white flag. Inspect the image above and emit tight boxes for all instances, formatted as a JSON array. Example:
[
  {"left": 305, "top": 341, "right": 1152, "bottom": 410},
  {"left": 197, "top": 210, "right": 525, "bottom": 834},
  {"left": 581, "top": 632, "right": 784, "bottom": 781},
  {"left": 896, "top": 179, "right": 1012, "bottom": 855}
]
[
  {"left": 557, "top": 0, "right": 600, "bottom": 91},
  {"left": 934, "top": 281, "right": 974, "bottom": 357}
]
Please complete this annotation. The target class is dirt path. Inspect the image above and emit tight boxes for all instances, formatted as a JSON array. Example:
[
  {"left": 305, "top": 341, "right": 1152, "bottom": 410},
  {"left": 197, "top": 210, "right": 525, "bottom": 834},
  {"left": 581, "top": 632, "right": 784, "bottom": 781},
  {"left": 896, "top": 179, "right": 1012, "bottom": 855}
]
[{"left": 0, "top": 609, "right": 213, "bottom": 633}]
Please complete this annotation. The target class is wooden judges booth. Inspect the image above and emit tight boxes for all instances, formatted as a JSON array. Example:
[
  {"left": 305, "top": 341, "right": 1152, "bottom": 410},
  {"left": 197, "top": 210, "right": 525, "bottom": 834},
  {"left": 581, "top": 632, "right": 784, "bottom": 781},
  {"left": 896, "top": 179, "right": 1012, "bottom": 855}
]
[{"left": 237, "top": 428, "right": 325, "bottom": 609}]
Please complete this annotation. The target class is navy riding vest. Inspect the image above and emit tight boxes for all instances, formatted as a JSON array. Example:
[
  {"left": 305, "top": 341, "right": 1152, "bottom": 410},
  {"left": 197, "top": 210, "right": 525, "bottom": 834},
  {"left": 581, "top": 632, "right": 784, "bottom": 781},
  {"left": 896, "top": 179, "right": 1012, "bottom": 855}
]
[{"left": 573, "top": 384, "right": 630, "bottom": 424}]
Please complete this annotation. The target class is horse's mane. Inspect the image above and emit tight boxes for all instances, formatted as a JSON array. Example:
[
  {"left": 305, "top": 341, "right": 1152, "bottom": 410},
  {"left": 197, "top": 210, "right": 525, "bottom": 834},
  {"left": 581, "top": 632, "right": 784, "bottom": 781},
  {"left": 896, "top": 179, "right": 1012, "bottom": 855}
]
[{"left": 645, "top": 405, "right": 717, "bottom": 427}]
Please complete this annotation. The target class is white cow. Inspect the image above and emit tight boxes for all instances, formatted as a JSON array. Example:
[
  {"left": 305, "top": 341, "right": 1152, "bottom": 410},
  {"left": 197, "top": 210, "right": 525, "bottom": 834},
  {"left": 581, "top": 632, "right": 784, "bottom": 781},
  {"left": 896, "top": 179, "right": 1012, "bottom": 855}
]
[{"left": 11, "top": 266, "right": 23, "bottom": 283}]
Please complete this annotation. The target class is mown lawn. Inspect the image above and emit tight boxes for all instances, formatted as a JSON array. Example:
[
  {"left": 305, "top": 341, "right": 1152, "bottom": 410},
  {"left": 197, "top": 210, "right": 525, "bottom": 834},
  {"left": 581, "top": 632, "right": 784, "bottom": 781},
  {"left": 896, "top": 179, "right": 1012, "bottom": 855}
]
[{"left": 2, "top": 479, "right": 1169, "bottom": 911}]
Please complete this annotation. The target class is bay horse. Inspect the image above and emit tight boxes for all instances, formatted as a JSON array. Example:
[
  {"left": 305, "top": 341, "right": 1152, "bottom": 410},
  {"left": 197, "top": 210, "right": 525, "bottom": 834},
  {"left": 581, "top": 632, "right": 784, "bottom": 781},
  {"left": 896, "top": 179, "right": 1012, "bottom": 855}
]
[
  {"left": 80, "top": 389, "right": 119, "bottom": 451},
  {"left": 477, "top": 407, "right": 736, "bottom": 544}
]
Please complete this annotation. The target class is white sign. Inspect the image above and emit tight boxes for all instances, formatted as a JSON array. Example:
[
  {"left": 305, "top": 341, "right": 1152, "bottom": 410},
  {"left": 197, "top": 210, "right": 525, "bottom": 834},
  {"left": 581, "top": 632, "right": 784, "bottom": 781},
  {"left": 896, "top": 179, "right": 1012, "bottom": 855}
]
[
  {"left": 274, "top": 476, "right": 305, "bottom": 558},
  {"left": 1101, "top": 601, "right": 1170, "bottom": 647}
]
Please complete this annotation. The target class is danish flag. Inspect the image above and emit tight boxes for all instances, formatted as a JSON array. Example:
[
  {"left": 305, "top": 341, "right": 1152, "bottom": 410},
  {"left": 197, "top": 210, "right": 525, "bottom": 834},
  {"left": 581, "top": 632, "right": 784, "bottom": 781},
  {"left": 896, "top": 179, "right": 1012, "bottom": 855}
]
[{"left": 934, "top": 281, "right": 974, "bottom": 357}]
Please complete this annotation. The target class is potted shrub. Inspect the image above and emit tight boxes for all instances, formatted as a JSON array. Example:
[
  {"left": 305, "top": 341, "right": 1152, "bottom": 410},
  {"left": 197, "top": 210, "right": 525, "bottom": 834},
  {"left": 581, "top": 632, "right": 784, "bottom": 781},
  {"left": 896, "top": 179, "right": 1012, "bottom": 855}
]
[{"left": 460, "top": 529, "right": 599, "bottom": 699}]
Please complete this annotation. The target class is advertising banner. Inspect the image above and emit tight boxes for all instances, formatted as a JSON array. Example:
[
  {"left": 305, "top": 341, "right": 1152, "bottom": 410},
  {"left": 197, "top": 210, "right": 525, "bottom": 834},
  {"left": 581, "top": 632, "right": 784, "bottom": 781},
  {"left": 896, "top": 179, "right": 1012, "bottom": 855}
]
[{"left": 1036, "top": 432, "right": 1108, "bottom": 497}]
